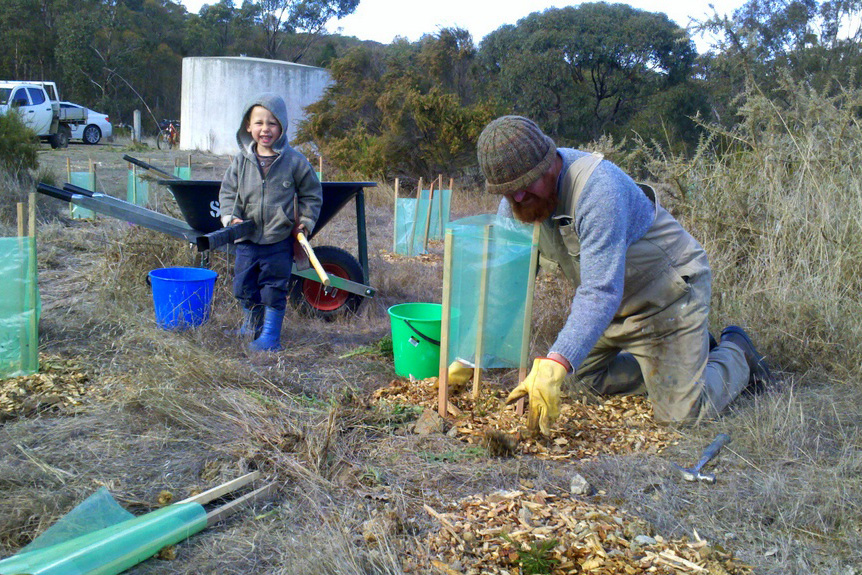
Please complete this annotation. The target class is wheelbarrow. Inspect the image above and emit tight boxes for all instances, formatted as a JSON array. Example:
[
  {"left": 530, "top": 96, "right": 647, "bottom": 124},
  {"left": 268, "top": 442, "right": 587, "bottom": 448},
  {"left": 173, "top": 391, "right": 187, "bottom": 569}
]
[
  {"left": 36, "top": 156, "right": 376, "bottom": 319},
  {"left": 160, "top": 177, "right": 374, "bottom": 319}
]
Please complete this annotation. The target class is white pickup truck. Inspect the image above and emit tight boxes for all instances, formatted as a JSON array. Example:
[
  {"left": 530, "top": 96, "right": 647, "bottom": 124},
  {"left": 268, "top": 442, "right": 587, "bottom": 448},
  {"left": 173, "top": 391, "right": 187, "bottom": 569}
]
[{"left": 0, "top": 81, "right": 87, "bottom": 148}]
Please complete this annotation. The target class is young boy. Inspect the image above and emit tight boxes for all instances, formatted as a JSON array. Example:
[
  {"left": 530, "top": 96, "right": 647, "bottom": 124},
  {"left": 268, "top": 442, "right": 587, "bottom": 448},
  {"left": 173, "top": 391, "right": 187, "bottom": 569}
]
[{"left": 219, "top": 93, "right": 322, "bottom": 351}]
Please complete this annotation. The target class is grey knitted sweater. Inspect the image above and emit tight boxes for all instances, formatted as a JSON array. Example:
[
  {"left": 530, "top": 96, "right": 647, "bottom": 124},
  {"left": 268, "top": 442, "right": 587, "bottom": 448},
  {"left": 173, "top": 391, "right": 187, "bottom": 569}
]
[{"left": 499, "top": 149, "right": 655, "bottom": 371}]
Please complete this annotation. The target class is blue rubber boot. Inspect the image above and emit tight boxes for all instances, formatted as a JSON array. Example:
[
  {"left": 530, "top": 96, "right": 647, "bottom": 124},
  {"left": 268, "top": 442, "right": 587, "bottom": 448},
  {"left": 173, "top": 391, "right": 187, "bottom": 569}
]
[
  {"left": 239, "top": 305, "right": 265, "bottom": 339},
  {"left": 249, "top": 307, "right": 285, "bottom": 352}
]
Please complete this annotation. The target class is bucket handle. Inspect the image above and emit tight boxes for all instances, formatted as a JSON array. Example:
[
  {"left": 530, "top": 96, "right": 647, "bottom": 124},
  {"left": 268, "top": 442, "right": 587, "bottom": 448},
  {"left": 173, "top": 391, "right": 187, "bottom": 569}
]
[
  {"left": 403, "top": 319, "right": 440, "bottom": 347},
  {"left": 146, "top": 272, "right": 218, "bottom": 287}
]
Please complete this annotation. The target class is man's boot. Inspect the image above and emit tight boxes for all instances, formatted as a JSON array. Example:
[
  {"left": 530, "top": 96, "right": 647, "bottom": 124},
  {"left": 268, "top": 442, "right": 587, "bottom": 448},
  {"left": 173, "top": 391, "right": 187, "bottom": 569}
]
[
  {"left": 239, "top": 305, "right": 265, "bottom": 339},
  {"left": 720, "top": 325, "right": 772, "bottom": 391},
  {"left": 709, "top": 331, "right": 718, "bottom": 352},
  {"left": 249, "top": 307, "right": 285, "bottom": 352}
]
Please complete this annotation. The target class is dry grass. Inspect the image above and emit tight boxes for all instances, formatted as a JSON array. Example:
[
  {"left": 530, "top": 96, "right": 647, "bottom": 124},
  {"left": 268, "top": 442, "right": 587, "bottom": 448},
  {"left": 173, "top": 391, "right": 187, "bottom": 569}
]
[
  {"left": 634, "top": 78, "right": 862, "bottom": 381},
  {"left": 1, "top": 103, "right": 861, "bottom": 575}
]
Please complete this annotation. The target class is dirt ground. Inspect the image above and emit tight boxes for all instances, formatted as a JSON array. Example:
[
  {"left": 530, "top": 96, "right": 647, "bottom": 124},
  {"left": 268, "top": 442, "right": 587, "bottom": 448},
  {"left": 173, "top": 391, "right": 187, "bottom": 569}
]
[{"left": 0, "top": 139, "right": 859, "bottom": 575}]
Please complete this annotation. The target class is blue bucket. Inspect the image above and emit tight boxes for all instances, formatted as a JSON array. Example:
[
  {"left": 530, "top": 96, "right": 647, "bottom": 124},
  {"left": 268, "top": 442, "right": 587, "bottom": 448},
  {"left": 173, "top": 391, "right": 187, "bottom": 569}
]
[{"left": 148, "top": 267, "right": 217, "bottom": 330}]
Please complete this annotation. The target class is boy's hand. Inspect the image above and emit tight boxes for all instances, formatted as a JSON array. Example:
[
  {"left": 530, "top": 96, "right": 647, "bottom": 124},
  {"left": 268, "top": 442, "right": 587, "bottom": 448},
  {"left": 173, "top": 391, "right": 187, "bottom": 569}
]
[
  {"left": 292, "top": 224, "right": 311, "bottom": 271},
  {"left": 221, "top": 215, "right": 244, "bottom": 227}
]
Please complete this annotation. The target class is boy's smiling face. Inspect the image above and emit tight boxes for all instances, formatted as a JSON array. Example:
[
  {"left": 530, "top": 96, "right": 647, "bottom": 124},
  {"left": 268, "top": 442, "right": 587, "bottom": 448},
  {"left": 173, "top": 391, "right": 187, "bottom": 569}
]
[{"left": 246, "top": 105, "right": 282, "bottom": 155}]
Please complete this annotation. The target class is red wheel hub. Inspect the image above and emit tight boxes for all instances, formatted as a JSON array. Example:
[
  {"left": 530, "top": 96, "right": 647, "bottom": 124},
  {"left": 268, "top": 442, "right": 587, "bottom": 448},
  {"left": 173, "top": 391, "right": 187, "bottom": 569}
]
[{"left": 302, "top": 263, "right": 350, "bottom": 311}]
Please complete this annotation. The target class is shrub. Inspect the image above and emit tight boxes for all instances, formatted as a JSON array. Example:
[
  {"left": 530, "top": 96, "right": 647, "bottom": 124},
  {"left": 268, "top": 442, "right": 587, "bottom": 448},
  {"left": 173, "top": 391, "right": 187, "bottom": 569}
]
[
  {"left": 0, "top": 112, "right": 39, "bottom": 175},
  {"left": 635, "top": 75, "right": 862, "bottom": 378}
]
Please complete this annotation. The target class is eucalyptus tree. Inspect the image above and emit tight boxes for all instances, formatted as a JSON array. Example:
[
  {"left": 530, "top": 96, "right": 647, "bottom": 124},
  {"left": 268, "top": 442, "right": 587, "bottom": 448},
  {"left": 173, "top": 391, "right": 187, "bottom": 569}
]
[
  {"left": 701, "top": 0, "right": 862, "bottom": 92},
  {"left": 478, "top": 2, "right": 703, "bottom": 147},
  {"left": 257, "top": 0, "right": 360, "bottom": 60},
  {"left": 0, "top": 0, "right": 64, "bottom": 79}
]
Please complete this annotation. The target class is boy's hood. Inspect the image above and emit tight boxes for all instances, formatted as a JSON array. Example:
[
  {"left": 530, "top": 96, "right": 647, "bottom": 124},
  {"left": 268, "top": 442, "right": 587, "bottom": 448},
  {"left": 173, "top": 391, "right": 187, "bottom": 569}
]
[{"left": 236, "top": 92, "right": 289, "bottom": 153}]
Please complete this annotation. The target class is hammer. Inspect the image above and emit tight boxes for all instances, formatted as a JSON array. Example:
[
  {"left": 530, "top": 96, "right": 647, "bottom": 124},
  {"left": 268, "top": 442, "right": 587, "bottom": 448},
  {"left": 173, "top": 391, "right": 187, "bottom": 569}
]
[{"left": 672, "top": 433, "right": 731, "bottom": 484}]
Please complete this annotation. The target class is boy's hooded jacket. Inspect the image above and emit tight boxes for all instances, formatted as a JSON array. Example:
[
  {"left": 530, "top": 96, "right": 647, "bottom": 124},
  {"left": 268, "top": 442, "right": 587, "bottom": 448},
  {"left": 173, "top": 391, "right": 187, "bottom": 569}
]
[{"left": 219, "top": 93, "right": 322, "bottom": 245}]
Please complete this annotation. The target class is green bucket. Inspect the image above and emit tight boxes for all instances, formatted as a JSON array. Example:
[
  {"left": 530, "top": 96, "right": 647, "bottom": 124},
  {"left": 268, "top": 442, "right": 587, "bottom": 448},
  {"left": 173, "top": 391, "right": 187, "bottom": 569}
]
[{"left": 388, "top": 303, "right": 443, "bottom": 379}]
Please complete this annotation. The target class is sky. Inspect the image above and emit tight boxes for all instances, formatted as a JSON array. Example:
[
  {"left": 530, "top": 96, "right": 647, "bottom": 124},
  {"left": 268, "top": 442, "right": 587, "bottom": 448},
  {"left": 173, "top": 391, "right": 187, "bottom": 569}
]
[{"left": 179, "top": 0, "right": 748, "bottom": 52}]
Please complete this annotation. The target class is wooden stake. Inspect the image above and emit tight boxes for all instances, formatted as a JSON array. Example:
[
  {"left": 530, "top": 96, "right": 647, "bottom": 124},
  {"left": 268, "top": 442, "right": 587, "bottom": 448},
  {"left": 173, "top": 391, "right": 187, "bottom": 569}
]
[
  {"left": 392, "top": 178, "right": 399, "bottom": 253},
  {"left": 438, "top": 229, "right": 454, "bottom": 417},
  {"left": 422, "top": 181, "right": 435, "bottom": 253},
  {"left": 206, "top": 482, "right": 277, "bottom": 526},
  {"left": 28, "top": 192, "right": 36, "bottom": 238},
  {"left": 178, "top": 471, "right": 261, "bottom": 505},
  {"left": 440, "top": 177, "right": 451, "bottom": 235},
  {"left": 472, "top": 223, "right": 493, "bottom": 400},
  {"left": 176, "top": 471, "right": 276, "bottom": 527},
  {"left": 17, "top": 202, "right": 24, "bottom": 238},
  {"left": 318, "top": 156, "right": 323, "bottom": 179},
  {"left": 188, "top": 153, "right": 192, "bottom": 174},
  {"left": 436, "top": 174, "right": 444, "bottom": 237},
  {"left": 516, "top": 223, "right": 542, "bottom": 416},
  {"left": 408, "top": 177, "right": 423, "bottom": 256}
]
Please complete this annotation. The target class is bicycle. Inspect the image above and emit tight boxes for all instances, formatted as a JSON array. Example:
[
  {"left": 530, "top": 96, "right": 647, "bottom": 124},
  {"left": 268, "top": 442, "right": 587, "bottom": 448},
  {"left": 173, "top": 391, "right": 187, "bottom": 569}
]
[{"left": 156, "top": 120, "right": 180, "bottom": 150}]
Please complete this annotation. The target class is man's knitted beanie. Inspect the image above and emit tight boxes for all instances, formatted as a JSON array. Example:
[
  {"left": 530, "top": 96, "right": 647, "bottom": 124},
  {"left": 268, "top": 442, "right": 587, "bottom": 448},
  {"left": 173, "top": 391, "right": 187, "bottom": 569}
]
[{"left": 477, "top": 116, "right": 556, "bottom": 195}]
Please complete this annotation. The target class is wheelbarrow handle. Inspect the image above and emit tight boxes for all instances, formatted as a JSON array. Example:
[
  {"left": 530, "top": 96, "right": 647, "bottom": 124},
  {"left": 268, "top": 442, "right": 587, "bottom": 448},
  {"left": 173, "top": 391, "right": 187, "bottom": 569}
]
[
  {"left": 122, "top": 154, "right": 177, "bottom": 180},
  {"left": 62, "top": 183, "right": 95, "bottom": 198},
  {"left": 196, "top": 220, "right": 255, "bottom": 251},
  {"left": 36, "top": 183, "right": 74, "bottom": 203}
]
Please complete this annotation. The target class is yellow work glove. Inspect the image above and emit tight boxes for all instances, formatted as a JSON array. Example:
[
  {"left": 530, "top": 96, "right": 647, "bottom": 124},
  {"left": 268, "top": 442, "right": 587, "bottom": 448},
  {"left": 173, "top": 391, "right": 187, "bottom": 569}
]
[
  {"left": 506, "top": 357, "right": 568, "bottom": 436},
  {"left": 440, "top": 360, "right": 473, "bottom": 391}
]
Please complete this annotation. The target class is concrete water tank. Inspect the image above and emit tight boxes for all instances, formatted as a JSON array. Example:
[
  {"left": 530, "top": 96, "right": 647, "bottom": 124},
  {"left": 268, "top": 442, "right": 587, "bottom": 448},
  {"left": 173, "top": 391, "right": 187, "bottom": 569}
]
[{"left": 180, "top": 56, "right": 331, "bottom": 155}]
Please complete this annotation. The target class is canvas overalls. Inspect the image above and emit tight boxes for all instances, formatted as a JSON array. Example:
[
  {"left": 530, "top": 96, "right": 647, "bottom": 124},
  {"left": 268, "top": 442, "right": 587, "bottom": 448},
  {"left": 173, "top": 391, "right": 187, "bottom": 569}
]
[{"left": 538, "top": 153, "right": 750, "bottom": 422}]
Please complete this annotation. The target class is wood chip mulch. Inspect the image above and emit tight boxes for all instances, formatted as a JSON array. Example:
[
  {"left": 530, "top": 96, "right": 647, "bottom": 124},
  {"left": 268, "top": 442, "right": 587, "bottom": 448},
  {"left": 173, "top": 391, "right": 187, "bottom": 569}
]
[
  {"left": 403, "top": 488, "right": 752, "bottom": 575},
  {"left": 372, "top": 377, "right": 680, "bottom": 461},
  {"left": 0, "top": 355, "right": 108, "bottom": 420},
  {"left": 380, "top": 251, "right": 442, "bottom": 264}
]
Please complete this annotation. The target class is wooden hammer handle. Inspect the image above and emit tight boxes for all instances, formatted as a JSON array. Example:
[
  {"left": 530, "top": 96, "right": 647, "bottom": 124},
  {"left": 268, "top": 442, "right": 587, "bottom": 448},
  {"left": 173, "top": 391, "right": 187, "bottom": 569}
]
[{"left": 296, "top": 231, "right": 330, "bottom": 286}]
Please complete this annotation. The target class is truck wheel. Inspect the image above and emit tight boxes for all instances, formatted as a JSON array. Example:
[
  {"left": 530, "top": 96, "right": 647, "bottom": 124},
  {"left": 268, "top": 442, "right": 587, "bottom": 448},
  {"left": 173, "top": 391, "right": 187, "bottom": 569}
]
[
  {"left": 54, "top": 126, "right": 70, "bottom": 149},
  {"left": 289, "top": 246, "right": 364, "bottom": 320},
  {"left": 82, "top": 125, "right": 101, "bottom": 145}
]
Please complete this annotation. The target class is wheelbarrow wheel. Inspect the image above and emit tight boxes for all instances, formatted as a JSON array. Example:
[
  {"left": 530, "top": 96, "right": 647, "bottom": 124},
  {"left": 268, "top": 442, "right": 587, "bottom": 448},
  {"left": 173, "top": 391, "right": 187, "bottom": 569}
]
[{"left": 289, "top": 246, "right": 363, "bottom": 320}]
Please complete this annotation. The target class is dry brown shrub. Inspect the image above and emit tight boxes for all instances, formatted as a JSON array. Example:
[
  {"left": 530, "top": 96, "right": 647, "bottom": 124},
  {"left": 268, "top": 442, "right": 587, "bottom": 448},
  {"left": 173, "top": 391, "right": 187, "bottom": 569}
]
[{"left": 627, "top": 78, "right": 862, "bottom": 380}]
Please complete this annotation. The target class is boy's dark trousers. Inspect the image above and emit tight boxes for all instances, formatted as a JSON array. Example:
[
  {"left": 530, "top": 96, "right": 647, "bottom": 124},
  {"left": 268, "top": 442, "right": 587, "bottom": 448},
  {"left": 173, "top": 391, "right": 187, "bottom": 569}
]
[{"left": 233, "top": 237, "right": 295, "bottom": 311}]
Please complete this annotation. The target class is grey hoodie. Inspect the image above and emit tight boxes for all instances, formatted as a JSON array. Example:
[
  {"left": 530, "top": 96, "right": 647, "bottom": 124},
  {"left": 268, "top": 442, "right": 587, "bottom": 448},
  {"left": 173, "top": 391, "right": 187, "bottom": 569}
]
[{"left": 219, "top": 92, "right": 322, "bottom": 245}]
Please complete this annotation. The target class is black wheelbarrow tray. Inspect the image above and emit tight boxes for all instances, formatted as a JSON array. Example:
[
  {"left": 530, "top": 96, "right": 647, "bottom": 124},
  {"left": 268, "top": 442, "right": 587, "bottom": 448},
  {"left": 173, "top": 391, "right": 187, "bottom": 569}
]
[{"left": 35, "top": 162, "right": 376, "bottom": 319}]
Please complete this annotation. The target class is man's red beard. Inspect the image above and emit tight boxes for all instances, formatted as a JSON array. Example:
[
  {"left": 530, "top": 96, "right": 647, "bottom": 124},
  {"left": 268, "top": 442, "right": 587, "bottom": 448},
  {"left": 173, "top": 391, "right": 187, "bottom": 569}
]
[{"left": 511, "top": 193, "right": 558, "bottom": 223}]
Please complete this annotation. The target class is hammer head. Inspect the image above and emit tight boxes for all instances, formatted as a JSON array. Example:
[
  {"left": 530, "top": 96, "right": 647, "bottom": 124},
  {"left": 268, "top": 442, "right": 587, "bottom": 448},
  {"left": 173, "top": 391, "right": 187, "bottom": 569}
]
[
  {"left": 672, "top": 433, "right": 730, "bottom": 484},
  {"left": 672, "top": 462, "right": 716, "bottom": 484}
]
